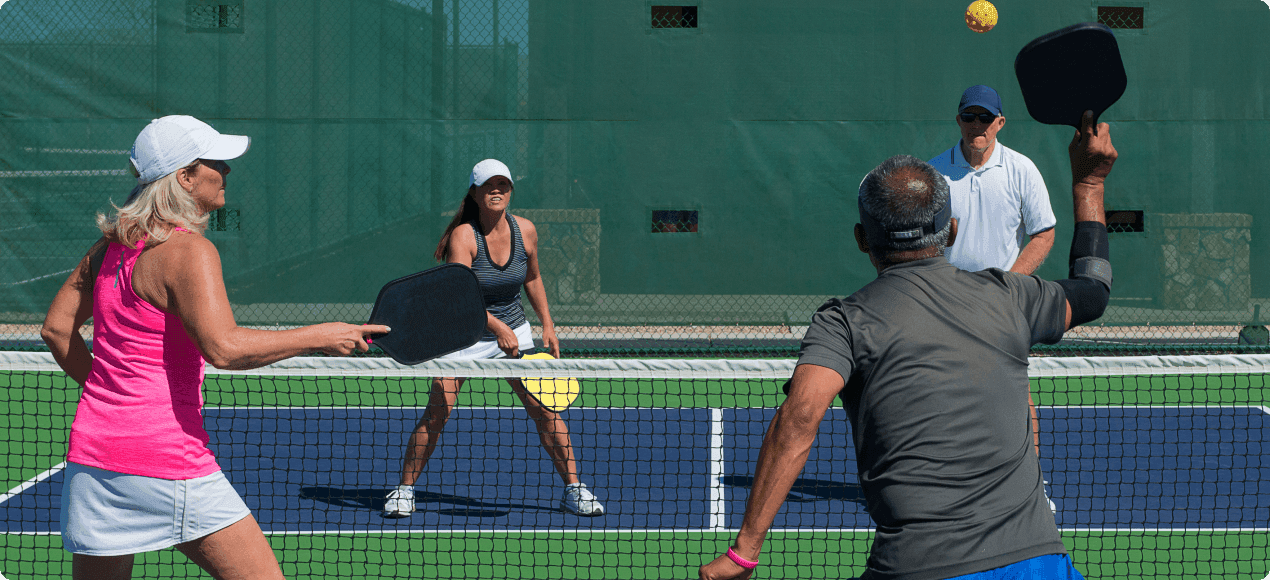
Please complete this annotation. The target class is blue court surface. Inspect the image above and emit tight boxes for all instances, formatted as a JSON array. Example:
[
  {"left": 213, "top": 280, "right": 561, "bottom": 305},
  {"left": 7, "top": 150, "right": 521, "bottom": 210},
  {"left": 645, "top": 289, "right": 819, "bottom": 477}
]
[{"left": 3, "top": 406, "right": 1268, "bottom": 533}]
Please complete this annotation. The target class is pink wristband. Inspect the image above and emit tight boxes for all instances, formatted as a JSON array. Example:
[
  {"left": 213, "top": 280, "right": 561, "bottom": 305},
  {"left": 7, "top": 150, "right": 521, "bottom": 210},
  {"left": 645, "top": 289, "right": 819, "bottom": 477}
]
[{"left": 726, "top": 547, "right": 759, "bottom": 569}]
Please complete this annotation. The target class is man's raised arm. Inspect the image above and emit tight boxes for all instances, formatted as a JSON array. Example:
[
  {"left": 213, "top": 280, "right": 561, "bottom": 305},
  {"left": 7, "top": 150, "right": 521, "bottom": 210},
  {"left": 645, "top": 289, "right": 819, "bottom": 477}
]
[{"left": 1058, "top": 110, "right": 1119, "bottom": 330}]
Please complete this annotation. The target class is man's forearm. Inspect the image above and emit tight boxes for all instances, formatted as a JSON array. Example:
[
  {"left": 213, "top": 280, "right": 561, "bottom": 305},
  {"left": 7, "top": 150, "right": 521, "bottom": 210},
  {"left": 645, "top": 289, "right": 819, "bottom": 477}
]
[
  {"left": 1072, "top": 183, "right": 1106, "bottom": 224},
  {"left": 1009, "top": 229, "right": 1055, "bottom": 275},
  {"left": 732, "top": 403, "right": 824, "bottom": 557}
]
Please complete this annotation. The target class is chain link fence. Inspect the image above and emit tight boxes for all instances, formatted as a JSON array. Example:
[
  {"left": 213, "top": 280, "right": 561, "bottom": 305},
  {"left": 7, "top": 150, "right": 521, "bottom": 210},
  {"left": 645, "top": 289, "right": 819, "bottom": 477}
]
[{"left": 2, "top": 0, "right": 1268, "bottom": 357}]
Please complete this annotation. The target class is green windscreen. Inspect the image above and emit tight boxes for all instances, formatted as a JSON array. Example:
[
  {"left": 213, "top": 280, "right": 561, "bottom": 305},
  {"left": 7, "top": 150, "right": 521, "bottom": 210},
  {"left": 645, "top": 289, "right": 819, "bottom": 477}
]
[{"left": 2, "top": 0, "right": 1269, "bottom": 354}]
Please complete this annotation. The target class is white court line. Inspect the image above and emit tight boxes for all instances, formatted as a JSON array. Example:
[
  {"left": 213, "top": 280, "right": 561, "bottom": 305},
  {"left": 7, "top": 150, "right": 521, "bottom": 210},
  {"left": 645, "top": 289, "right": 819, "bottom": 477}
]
[
  {"left": 201, "top": 404, "right": 1270, "bottom": 411},
  {"left": 709, "top": 408, "right": 725, "bottom": 532},
  {"left": 7, "top": 526, "right": 1269, "bottom": 537},
  {"left": 203, "top": 406, "right": 738, "bottom": 411},
  {"left": 1045, "top": 404, "right": 1266, "bottom": 409},
  {"left": 0, "top": 462, "right": 66, "bottom": 505}
]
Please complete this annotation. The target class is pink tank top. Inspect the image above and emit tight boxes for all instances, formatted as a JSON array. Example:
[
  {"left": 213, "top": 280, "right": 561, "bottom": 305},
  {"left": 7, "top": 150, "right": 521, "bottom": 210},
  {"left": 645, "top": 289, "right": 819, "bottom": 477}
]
[{"left": 67, "top": 233, "right": 218, "bottom": 479}]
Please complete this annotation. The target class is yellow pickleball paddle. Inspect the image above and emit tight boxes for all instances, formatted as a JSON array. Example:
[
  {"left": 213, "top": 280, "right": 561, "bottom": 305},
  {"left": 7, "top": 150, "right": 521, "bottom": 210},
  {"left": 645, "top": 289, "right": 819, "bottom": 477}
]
[{"left": 519, "top": 352, "right": 580, "bottom": 412}]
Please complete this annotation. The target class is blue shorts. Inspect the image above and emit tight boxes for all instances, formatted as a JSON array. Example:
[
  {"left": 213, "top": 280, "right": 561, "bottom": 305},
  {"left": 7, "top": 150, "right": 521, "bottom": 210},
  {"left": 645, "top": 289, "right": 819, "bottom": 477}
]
[{"left": 945, "top": 554, "right": 1084, "bottom": 580}]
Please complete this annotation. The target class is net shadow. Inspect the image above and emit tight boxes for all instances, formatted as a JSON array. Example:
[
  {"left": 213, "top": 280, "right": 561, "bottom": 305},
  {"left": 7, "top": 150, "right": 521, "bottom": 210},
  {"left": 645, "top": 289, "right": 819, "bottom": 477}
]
[
  {"left": 298, "top": 486, "right": 556, "bottom": 518},
  {"left": 721, "top": 476, "right": 867, "bottom": 506}
]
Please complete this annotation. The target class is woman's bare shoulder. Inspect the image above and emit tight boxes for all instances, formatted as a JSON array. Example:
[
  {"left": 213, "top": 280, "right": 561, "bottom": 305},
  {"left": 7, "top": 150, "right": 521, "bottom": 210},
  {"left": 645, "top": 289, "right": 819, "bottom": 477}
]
[
  {"left": 148, "top": 229, "right": 219, "bottom": 269},
  {"left": 510, "top": 213, "right": 536, "bottom": 230},
  {"left": 511, "top": 214, "right": 538, "bottom": 245},
  {"left": 447, "top": 222, "right": 479, "bottom": 257}
]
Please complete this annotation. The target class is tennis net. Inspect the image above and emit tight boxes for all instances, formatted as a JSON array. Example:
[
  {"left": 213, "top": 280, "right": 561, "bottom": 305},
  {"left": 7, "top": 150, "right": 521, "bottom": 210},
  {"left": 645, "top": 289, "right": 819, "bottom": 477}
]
[{"left": 1, "top": 352, "right": 1268, "bottom": 579}]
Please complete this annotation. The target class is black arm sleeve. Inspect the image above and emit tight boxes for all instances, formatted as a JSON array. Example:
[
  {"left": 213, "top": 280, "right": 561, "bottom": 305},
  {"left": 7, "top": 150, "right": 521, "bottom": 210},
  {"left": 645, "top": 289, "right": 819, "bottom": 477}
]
[
  {"left": 1056, "top": 278, "right": 1109, "bottom": 327},
  {"left": 1057, "top": 221, "right": 1112, "bottom": 326}
]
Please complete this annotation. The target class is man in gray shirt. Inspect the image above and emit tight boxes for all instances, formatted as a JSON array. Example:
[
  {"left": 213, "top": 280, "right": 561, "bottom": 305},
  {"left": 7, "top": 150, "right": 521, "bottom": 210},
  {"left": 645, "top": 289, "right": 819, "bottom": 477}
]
[{"left": 700, "top": 112, "right": 1117, "bottom": 580}]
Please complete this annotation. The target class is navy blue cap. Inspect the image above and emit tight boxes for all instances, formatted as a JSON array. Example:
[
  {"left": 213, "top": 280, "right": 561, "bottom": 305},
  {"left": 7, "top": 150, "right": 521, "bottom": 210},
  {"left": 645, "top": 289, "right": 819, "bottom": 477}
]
[{"left": 958, "top": 85, "right": 1003, "bottom": 116}]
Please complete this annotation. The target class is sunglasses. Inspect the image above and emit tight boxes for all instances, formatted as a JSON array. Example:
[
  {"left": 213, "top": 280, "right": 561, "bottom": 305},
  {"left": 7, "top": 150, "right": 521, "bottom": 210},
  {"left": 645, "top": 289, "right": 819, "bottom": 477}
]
[
  {"left": 959, "top": 112, "right": 998, "bottom": 124},
  {"left": 191, "top": 159, "right": 230, "bottom": 174}
]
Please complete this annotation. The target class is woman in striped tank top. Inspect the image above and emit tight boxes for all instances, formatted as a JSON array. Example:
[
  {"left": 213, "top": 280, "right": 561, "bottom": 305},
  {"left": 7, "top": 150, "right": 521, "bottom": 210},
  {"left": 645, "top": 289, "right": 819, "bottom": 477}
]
[{"left": 385, "top": 159, "right": 605, "bottom": 518}]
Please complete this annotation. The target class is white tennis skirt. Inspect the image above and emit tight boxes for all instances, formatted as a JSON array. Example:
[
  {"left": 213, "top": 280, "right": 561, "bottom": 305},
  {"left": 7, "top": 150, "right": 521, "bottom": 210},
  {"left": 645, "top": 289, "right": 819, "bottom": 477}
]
[
  {"left": 441, "top": 322, "right": 535, "bottom": 360},
  {"left": 60, "top": 462, "right": 251, "bottom": 556}
]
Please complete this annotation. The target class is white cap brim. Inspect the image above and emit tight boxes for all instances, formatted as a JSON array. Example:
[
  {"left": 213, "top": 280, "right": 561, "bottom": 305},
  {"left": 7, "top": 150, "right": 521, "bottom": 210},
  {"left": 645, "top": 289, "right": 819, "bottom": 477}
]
[
  {"left": 470, "top": 159, "right": 514, "bottom": 187},
  {"left": 201, "top": 134, "right": 251, "bottom": 160}
]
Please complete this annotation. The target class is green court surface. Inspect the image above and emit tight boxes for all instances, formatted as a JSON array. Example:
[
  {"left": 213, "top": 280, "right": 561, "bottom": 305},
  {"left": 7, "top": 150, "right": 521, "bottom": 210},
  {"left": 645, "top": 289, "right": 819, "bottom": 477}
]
[
  {"left": 2, "top": 531, "right": 1268, "bottom": 579},
  {"left": 2, "top": 362, "right": 1267, "bottom": 579}
]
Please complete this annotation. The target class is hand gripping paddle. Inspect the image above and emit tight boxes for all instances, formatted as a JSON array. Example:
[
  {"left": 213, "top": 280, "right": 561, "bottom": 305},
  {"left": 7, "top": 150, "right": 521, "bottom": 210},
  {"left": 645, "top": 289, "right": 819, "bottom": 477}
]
[
  {"left": 519, "top": 352, "right": 581, "bottom": 413},
  {"left": 366, "top": 263, "right": 487, "bottom": 365},
  {"left": 1015, "top": 22, "right": 1127, "bottom": 128}
]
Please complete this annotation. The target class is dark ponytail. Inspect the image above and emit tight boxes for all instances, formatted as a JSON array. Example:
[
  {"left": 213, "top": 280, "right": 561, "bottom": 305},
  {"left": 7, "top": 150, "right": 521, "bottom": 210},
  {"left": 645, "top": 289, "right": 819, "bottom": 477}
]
[{"left": 434, "top": 187, "right": 481, "bottom": 262}]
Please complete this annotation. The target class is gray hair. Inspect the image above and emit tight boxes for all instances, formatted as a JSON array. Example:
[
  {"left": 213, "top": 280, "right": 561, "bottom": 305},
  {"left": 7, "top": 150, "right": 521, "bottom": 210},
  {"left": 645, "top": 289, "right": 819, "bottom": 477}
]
[{"left": 857, "top": 155, "right": 951, "bottom": 254}]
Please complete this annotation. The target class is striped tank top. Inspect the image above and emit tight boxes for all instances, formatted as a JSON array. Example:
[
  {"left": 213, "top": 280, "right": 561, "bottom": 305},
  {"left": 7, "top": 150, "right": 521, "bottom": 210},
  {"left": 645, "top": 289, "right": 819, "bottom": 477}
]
[{"left": 470, "top": 214, "right": 528, "bottom": 341}]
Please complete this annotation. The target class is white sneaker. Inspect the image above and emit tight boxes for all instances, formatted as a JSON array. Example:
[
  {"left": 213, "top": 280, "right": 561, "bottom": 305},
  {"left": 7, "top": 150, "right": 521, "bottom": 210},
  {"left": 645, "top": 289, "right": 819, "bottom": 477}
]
[
  {"left": 384, "top": 488, "right": 415, "bottom": 518},
  {"left": 561, "top": 483, "right": 605, "bottom": 517},
  {"left": 1044, "top": 481, "right": 1056, "bottom": 513}
]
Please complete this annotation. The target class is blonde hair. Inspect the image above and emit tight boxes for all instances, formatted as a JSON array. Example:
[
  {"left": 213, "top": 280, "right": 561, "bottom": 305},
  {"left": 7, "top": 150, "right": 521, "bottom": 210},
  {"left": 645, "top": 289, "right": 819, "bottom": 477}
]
[{"left": 97, "top": 162, "right": 209, "bottom": 246}]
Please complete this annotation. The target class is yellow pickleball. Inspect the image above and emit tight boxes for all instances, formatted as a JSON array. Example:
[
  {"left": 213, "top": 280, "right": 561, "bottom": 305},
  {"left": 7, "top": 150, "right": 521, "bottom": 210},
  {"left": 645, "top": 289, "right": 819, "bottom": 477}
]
[
  {"left": 966, "top": 0, "right": 998, "bottom": 33},
  {"left": 520, "top": 352, "right": 580, "bottom": 413}
]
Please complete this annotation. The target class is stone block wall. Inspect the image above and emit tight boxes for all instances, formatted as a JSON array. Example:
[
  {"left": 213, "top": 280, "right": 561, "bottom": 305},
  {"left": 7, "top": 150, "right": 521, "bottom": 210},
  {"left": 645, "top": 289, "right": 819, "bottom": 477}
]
[
  {"left": 1158, "top": 213, "right": 1252, "bottom": 311},
  {"left": 514, "top": 209, "right": 600, "bottom": 307}
]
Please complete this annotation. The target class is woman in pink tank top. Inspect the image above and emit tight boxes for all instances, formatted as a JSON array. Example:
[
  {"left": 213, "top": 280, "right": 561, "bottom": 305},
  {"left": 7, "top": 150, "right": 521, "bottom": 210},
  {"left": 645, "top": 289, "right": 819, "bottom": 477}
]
[{"left": 41, "top": 116, "right": 388, "bottom": 580}]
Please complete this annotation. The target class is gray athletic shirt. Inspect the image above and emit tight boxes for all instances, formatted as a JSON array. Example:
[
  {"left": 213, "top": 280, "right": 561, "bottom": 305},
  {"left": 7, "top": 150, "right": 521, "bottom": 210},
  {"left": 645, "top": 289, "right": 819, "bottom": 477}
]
[{"left": 796, "top": 257, "right": 1067, "bottom": 580}]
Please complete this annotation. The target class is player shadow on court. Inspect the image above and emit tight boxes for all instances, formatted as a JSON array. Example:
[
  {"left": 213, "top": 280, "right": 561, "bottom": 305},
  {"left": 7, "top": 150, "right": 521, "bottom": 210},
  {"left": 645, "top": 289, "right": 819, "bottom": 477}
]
[
  {"left": 299, "top": 487, "right": 564, "bottom": 518},
  {"left": 720, "top": 476, "right": 867, "bottom": 507}
]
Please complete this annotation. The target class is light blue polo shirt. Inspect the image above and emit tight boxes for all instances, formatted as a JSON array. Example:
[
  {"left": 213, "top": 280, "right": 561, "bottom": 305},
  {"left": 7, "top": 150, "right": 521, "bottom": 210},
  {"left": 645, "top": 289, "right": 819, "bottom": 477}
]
[{"left": 929, "top": 141, "right": 1056, "bottom": 273}]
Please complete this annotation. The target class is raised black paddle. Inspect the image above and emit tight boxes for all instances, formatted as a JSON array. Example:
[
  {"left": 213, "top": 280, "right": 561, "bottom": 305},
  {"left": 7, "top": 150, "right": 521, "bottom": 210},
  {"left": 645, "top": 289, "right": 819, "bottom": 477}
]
[
  {"left": 366, "top": 263, "right": 487, "bottom": 365},
  {"left": 1015, "top": 22, "right": 1127, "bottom": 128}
]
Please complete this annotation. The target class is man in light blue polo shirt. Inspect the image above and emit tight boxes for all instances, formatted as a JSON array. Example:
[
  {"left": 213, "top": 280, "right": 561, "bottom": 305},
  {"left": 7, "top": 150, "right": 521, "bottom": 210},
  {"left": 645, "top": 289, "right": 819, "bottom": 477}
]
[
  {"left": 929, "top": 84, "right": 1058, "bottom": 512},
  {"left": 929, "top": 85, "right": 1056, "bottom": 275}
]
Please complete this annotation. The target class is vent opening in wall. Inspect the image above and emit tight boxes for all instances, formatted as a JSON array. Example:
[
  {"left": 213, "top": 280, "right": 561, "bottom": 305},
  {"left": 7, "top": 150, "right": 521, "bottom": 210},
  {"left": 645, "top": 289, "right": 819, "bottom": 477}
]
[
  {"left": 1106, "top": 210, "right": 1144, "bottom": 233},
  {"left": 652, "top": 210, "right": 698, "bottom": 233},
  {"left": 652, "top": 6, "right": 698, "bottom": 29},
  {"left": 1097, "top": 6, "right": 1144, "bottom": 29},
  {"left": 187, "top": 0, "right": 244, "bottom": 33}
]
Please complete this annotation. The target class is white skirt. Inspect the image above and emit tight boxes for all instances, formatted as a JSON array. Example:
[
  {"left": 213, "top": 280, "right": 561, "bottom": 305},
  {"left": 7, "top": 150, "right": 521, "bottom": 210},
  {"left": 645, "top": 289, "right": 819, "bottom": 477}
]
[
  {"left": 60, "top": 462, "right": 251, "bottom": 556},
  {"left": 441, "top": 322, "right": 535, "bottom": 360}
]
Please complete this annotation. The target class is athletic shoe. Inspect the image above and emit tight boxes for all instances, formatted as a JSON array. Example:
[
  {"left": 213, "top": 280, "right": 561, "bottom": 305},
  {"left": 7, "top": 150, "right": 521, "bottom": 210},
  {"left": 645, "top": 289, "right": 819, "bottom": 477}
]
[
  {"left": 561, "top": 483, "right": 605, "bottom": 516},
  {"left": 384, "top": 488, "right": 415, "bottom": 518},
  {"left": 1044, "top": 480, "right": 1056, "bottom": 513}
]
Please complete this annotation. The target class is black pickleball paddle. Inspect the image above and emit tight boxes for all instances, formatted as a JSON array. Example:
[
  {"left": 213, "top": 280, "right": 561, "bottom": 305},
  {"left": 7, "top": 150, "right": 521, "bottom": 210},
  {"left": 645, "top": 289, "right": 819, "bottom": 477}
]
[
  {"left": 366, "top": 263, "right": 487, "bottom": 365},
  {"left": 1015, "top": 22, "right": 1128, "bottom": 128}
]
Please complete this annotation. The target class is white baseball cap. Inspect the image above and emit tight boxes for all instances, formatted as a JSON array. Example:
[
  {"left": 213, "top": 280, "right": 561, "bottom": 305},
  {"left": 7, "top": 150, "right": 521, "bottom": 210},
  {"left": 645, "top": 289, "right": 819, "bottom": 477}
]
[
  {"left": 129, "top": 115, "right": 250, "bottom": 185},
  {"left": 469, "top": 159, "right": 514, "bottom": 187}
]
